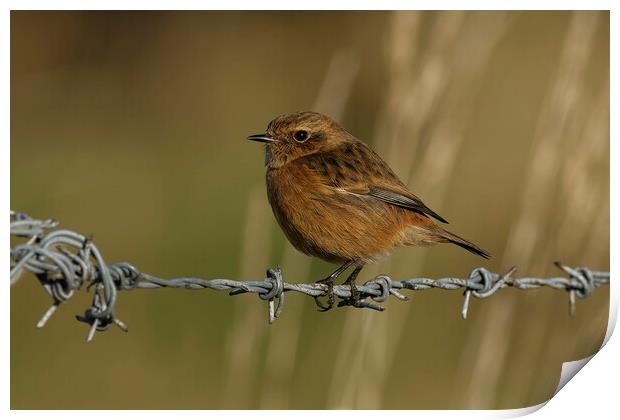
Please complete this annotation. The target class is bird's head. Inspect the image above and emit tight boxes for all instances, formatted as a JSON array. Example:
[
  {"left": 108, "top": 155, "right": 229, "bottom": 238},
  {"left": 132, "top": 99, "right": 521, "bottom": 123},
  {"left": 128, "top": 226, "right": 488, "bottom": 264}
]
[{"left": 247, "top": 112, "right": 351, "bottom": 168}]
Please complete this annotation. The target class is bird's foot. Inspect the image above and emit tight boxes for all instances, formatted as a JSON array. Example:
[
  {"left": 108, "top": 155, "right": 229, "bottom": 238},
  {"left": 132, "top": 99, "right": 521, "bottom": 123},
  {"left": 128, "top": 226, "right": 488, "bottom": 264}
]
[
  {"left": 314, "top": 277, "right": 335, "bottom": 312},
  {"left": 337, "top": 280, "right": 364, "bottom": 308}
]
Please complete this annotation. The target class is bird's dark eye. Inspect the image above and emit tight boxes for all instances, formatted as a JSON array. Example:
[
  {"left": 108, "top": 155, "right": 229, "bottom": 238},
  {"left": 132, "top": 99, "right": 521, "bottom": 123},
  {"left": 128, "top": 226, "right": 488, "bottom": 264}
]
[{"left": 293, "top": 130, "right": 309, "bottom": 142}]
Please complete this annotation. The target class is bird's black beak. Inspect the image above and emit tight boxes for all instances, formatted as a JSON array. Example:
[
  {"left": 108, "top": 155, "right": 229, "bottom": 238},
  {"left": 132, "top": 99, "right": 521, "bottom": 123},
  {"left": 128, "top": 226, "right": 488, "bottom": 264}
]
[{"left": 247, "top": 133, "right": 277, "bottom": 144}]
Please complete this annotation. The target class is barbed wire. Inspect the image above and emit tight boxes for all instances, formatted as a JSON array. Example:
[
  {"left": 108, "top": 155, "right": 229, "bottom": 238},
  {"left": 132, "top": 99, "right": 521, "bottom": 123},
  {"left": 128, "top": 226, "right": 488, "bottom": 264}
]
[{"left": 10, "top": 210, "right": 610, "bottom": 342}]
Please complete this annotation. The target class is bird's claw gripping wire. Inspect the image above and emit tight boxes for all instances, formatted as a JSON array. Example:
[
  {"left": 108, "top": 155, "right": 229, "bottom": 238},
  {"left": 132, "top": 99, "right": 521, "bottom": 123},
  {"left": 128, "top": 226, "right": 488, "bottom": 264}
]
[
  {"left": 336, "top": 280, "right": 367, "bottom": 309},
  {"left": 314, "top": 278, "right": 335, "bottom": 311}
]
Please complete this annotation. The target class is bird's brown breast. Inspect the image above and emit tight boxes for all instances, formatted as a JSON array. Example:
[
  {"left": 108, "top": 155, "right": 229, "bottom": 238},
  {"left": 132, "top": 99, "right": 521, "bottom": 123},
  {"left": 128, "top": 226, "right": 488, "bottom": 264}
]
[{"left": 266, "top": 155, "right": 415, "bottom": 263}]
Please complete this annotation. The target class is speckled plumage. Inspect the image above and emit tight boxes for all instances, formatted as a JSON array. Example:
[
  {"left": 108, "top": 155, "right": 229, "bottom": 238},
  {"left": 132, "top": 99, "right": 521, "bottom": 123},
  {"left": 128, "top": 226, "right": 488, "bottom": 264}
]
[{"left": 248, "top": 112, "right": 488, "bottom": 308}]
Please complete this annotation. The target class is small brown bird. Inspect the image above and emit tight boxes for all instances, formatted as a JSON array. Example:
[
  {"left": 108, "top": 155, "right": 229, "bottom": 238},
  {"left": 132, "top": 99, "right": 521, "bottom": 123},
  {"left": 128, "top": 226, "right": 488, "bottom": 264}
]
[{"left": 248, "top": 112, "right": 489, "bottom": 310}]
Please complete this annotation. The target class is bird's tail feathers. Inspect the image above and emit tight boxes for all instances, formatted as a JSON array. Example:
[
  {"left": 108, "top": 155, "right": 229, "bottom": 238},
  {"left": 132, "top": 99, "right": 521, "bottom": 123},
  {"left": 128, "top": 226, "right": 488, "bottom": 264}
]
[{"left": 438, "top": 229, "right": 491, "bottom": 259}]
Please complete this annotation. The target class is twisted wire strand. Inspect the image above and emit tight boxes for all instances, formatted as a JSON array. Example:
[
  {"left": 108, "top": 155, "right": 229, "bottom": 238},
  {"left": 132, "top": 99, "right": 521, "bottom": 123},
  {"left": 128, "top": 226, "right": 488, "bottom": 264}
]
[{"left": 10, "top": 211, "right": 610, "bottom": 342}]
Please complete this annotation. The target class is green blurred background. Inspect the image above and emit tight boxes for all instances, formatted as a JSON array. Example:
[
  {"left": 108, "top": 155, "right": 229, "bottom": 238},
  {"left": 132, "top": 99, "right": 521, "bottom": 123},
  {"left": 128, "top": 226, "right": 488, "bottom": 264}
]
[{"left": 10, "top": 11, "right": 609, "bottom": 409}]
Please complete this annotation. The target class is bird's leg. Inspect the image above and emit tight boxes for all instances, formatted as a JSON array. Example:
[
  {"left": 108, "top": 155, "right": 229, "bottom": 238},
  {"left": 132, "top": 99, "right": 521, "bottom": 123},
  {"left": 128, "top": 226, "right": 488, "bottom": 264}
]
[
  {"left": 314, "top": 261, "right": 354, "bottom": 312},
  {"left": 339, "top": 264, "right": 365, "bottom": 308}
]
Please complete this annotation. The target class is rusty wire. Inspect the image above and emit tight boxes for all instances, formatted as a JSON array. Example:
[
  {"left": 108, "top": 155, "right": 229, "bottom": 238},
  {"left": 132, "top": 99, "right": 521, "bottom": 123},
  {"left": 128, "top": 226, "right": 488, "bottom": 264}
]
[{"left": 10, "top": 211, "right": 610, "bottom": 342}]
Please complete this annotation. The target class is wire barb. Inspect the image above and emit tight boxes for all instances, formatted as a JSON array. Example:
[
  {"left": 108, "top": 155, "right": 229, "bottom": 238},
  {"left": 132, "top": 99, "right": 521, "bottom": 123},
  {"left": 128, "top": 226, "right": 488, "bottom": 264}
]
[{"left": 10, "top": 211, "right": 610, "bottom": 342}]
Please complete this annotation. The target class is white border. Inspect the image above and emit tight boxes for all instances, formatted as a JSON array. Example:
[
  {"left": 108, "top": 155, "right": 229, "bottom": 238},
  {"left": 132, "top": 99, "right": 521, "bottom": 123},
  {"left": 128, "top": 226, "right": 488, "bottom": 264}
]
[
  {"left": 1, "top": 0, "right": 616, "bottom": 11},
  {"left": 4, "top": 2, "right": 616, "bottom": 419}
]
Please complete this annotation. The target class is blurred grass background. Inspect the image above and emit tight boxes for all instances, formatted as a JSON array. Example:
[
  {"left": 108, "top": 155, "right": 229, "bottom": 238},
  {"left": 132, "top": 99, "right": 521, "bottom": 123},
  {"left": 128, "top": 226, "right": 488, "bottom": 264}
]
[{"left": 10, "top": 10, "right": 609, "bottom": 409}]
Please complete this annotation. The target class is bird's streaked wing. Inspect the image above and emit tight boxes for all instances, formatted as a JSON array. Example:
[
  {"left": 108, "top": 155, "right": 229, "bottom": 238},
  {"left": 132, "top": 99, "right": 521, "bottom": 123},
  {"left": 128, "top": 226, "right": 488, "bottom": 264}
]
[
  {"left": 365, "top": 186, "right": 448, "bottom": 224},
  {"left": 300, "top": 140, "right": 449, "bottom": 224}
]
